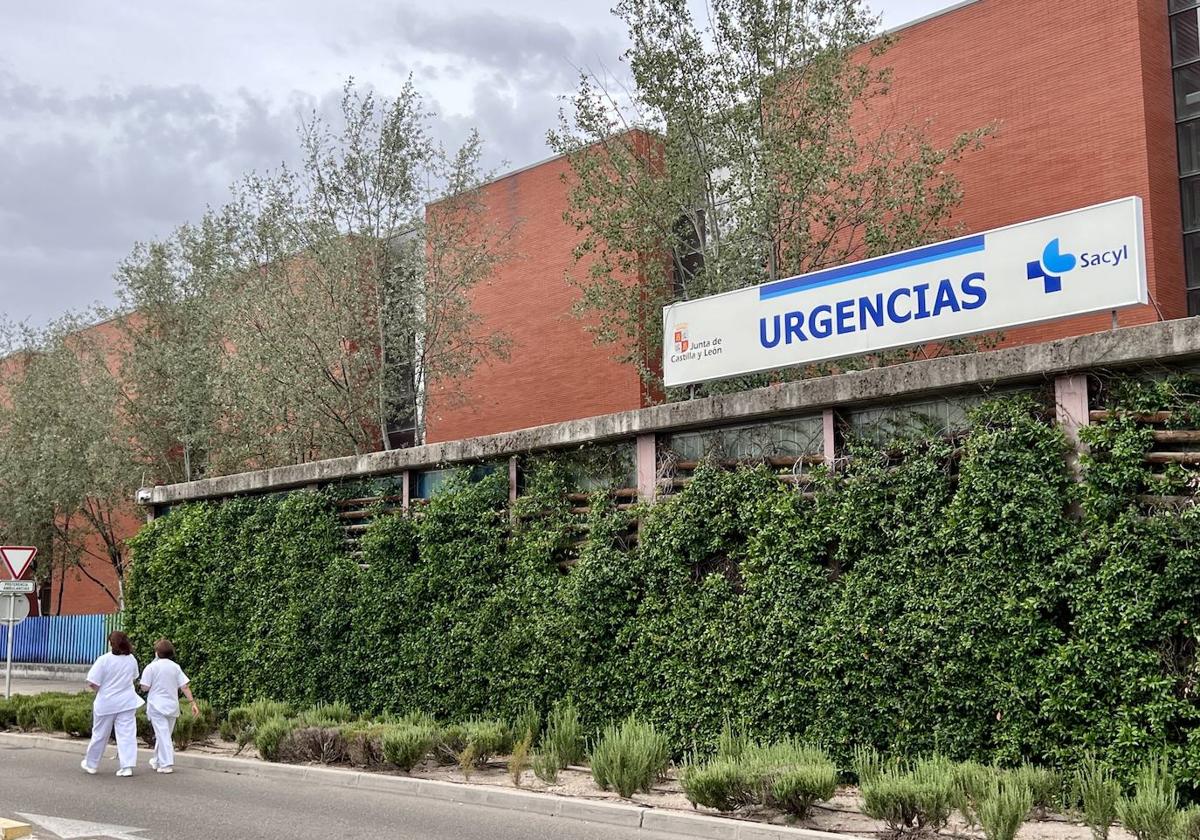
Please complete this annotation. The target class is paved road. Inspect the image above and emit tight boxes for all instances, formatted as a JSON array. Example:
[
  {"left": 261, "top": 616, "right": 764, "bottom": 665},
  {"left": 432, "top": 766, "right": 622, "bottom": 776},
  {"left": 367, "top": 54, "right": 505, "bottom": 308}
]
[{"left": 0, "top": 742, "right": 680, "bottom": 840}]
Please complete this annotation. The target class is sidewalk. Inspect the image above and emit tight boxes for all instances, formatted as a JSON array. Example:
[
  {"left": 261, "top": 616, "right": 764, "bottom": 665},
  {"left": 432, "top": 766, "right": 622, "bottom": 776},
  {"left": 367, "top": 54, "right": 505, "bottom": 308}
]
[
  {"left": 5, "top": 676, "right": 84, "bottom": 696},
  {"left": 3, "top": 663, "right": 88, "bottom": 696}
]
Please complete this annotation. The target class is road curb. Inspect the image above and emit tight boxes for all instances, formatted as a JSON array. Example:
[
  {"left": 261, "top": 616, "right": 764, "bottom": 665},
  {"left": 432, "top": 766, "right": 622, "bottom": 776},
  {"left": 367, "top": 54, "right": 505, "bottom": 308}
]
[{"left": 0, "top": 731, "right": 864, "bottom": 840}]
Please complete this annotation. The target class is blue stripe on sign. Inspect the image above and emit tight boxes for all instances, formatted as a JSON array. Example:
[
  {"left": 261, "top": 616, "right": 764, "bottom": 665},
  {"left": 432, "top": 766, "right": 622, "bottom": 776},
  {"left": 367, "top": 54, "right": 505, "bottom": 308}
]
[{"left": 758, "top": 234, "right": 987, "bottom": 301}]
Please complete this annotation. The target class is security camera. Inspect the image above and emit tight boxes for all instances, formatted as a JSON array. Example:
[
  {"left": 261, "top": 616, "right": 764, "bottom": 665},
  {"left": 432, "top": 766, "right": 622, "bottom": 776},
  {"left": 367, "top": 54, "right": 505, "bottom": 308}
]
[{"left": 135, "top": 488, "right": 153, "bottom": 504}]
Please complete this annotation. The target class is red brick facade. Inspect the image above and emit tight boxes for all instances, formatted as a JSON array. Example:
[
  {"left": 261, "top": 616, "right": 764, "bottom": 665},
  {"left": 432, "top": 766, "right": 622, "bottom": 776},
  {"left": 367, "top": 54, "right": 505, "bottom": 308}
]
[
  {"left": 423, "top": 153, "right": 646, "bottom": 443},
  {"left": 866, "top": 0, "right": 1183, "bottom": 348},
  {"left": 8, "top": 0, "right": 1189, "bottom": 613},
  {"left": 427, "top": 0, "right": 1184, "bottom": 442}
]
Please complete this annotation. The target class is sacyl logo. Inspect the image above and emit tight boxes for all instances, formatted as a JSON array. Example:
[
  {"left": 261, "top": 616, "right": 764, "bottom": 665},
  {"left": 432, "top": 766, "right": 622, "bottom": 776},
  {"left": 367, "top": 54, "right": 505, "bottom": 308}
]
[
  {"left": 1027, "top": 237, "right": 1131, "bottom": 294},
  {"left": 1027, "top": 238, "right": 1076, "bottom": 294}
]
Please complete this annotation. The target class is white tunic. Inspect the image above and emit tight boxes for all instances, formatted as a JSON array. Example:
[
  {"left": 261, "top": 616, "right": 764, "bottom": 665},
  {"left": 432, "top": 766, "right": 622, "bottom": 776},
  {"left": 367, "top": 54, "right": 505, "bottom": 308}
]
[
  {"left": 86, "top": 652, "right": 144, "bottom": 716},
  {"left": 140, "top": 658, "right": 190, "bottom": 717}
]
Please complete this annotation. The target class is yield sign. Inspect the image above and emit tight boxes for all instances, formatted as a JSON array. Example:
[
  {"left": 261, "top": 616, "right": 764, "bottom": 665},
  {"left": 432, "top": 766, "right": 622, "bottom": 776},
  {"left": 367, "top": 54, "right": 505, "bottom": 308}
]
[{"left": 0, "top": 546, "right": 37, "bottom": 579}]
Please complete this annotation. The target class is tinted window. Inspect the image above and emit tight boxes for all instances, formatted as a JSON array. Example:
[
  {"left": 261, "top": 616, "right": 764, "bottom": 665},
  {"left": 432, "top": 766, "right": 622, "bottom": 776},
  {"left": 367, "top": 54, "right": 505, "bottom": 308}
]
[
  {"left": 1177, "top": 64, "right": 1200, "bottom": 120},
  {"left": 1180, "top": 120, "right": 1200, "bottom": 175},
  {"left": 1185, "top": 231, "right": 1200, "bottom": 290}
]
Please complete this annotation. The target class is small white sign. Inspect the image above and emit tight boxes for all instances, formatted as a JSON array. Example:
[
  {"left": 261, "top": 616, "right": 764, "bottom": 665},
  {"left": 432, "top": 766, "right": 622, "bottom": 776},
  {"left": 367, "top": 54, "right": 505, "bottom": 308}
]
[
  {"left": 0, "top": 594, "right": 30, "bottom": 625},
  {"left": 663, "top": 197, "right": 1147, "bottom": 386},
  {"left": 0, "top": 580, "right": 34, "bottom": 594}
]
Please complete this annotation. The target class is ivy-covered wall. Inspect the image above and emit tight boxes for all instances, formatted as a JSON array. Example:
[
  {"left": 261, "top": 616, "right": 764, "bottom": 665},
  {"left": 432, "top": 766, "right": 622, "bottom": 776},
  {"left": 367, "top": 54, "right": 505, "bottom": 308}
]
[{"left": 125, "top": 388, "right": 1200, "bottom": 785}]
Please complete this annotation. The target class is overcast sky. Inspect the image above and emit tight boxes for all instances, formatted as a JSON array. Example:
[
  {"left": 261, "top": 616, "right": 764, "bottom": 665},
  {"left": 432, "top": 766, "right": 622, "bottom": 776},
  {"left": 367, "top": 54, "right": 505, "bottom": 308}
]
[{"left": 0, "top": 0, "right": 953, "bottom": 328}]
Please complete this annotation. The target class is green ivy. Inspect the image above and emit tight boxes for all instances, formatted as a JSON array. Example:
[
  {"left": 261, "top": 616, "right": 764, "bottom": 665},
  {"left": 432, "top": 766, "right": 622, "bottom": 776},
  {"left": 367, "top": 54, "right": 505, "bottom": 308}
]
[{"left": 125, "top": 389, "right": 1200, "bottom": 788}]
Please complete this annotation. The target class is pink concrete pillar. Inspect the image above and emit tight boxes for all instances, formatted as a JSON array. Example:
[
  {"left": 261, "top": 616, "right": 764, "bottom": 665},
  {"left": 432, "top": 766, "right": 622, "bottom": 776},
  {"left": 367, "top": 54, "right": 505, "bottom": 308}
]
[
  {"left": 1055, "top": 374, "right": 1090, "bottom": 447},
  {"left": 1055, "top": 373, "right": 1090, "bottom": 478},
  {"left": 401, "top": 470, "right": 411, "bottom": 510},
  {"left": 636, "top": 433, "right": 657, "bottom": 504},
  {"left": 822, "top": 409, "right": 837, "bottom": 467},
  {"left": 508, "top": 456, "right": 519, "bottom": 506}
]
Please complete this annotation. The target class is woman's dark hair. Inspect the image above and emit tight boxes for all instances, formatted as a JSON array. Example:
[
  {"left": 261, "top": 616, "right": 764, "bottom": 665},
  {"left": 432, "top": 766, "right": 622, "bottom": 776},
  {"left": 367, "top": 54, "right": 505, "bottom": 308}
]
[
  {"left": 108, "top": 631, "right": 133, "bottom": 656},
  {"left": 154, "top": 639, "right": 175, "bottom": 660}
]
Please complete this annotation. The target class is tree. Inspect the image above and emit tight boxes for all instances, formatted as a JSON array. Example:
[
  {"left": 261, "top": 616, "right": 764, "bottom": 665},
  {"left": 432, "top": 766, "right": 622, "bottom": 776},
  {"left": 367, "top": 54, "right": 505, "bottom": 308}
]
[
  {"left": 214, "top": 79, "right": 511, "bottom": 467},
  {"left": 549, "top": 0, "right": 993, "bottom": 396},
  {"left": 115, "top": 79, "right": 512, "bottom": 476},
  {"left": 0, "top": 315, "right": 136, "bottom": 611},
  {"left": 0, "top": 78, "right": 512, "bottom": 610},
  {"left": 112, "top": 211, "right": 235, "bottom": 483}
]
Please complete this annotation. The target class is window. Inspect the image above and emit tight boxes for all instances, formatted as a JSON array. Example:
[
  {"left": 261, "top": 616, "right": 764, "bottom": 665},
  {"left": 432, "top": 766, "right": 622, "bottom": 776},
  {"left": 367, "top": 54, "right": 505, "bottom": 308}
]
[
  {"left": 1182, "top": 175, "right": 1200, "bottom": 231},
  {"left": 1175, "top": 63, "right": 1200, "bottom": 120},
  {"left": 1173, "top": 9, "right": 1200, "bottom": 64},
  {"left": 413, "top": 464, "right": 498, "bottom": 500},
  {"left": 1174, "top": 3, "right": 1200, "bottom": 314},
  {"left": 671, "top": 209, "right": 706, "bottom": 298},
  {"left": 414, "top": 468, "right": 455, "bottom": 499},
  {"left": 1185, "top": 232, "right": 1200, "bottom": 287},
  {"left": 1179, "top": 119, "right": 1200, "bottom": 175},
  {"left": 665, "top": 416, "right": 824, "bottom": 461}
]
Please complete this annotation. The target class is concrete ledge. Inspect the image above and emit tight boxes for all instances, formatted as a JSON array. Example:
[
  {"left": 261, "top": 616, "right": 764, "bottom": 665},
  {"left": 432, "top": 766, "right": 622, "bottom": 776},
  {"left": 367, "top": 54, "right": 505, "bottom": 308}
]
[
  {"left": 558, "top": 798, "right": 646, "bottom": 827},
  {"left": 0, "top": 732, "right": 870, "bottom": 840},
  {"left": 736, "top": 824, "right": 858, "bottom": 840},
  {"left": 354, "top": 772, "right": 424, "bottom": 796},
  {"left": 8, "top": 663, "right": 90, "bottom": 681},
  {"left": 642, "top": 810, "right": 739, "bottom": 839},
  {"left": 482, "top": 787, "right": 562, "bottom": 816},
  {"left": 142, "top": 317, "right": 1200, "bottom": 506},
  {"left": 0, "top": 817, "right": 32, "bottom": 840}
]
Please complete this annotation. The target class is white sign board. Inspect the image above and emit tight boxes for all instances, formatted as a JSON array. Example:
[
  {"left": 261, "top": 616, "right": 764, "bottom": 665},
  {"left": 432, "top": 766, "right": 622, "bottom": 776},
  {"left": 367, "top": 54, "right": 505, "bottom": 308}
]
[
  {"left": 0, "top": 546, "right": 37, "bottom": 579},
  {"left": 0, "top": 594, "right": 29, "bottom": 625},
  {"left": 0, "top": 580, "right": 34, "bottom": 594},
  {"left": 662, "top": 197, "right": 1147, "bottom": 387}
]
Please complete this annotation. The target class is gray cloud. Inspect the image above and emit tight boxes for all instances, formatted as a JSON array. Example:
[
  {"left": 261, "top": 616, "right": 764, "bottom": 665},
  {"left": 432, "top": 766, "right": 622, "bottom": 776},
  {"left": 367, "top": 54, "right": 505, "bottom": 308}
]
[
  {"left": 0, "top": 0, "right": 951, "bottom": 328},
  {"left": 393, "top": 5, "right": 624, "bottom": 87},
  {"left": 0, "top": 72, "right": 307, "bottom": 325}
]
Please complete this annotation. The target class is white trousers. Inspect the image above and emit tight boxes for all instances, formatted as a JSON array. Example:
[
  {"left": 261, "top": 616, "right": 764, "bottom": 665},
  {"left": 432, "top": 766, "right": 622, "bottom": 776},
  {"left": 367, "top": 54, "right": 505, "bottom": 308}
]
[
  {"left": 84, "top": 709, "right": 137, "bottom": 770},
  {"left": 149, "top": 710, "right": 177, "bottom": 769}
]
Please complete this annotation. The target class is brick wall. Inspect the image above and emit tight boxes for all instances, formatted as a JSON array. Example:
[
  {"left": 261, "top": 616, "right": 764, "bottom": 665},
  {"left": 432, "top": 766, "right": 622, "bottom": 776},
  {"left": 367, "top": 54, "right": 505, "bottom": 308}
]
[
  {"left": 426, "top": 0, "right": 1184, "bottom": 440},
  {"left": 865, "top": 0, "right": 1182, "bottom": 346},
  {"left": 423, "top": 153, "right": 646, "bottom": 443}
]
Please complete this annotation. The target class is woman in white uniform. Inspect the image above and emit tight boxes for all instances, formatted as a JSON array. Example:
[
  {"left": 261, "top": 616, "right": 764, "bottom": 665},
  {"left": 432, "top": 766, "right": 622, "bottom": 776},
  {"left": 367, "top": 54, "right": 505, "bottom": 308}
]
[
  {"left": 82, "top": 630, "right": 144, "bottom": 777},
  {"left": 139, "top": 638, "right": 199, "bottom": 774}
]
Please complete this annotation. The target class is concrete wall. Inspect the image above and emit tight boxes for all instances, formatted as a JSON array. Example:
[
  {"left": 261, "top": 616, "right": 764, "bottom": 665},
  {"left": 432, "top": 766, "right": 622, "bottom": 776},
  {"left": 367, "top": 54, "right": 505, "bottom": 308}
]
[{"left": 142, "top": 317, "right": 1200, "bottom": 507}]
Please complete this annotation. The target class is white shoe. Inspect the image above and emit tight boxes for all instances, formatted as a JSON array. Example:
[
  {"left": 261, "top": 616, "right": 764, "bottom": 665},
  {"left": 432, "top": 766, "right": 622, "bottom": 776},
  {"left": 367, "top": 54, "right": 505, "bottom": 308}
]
[
  {"left": 80, "top": 759, "right": 96, "bottom": 775},
  {"left": 149, "top": 758, "right": 159, "bottom": 770},
  {"left": 156, "top": 767, "right": 173, "bottom": 774},
  {"left": 115, "top": 767, "right": 133, "bottom": 777}
]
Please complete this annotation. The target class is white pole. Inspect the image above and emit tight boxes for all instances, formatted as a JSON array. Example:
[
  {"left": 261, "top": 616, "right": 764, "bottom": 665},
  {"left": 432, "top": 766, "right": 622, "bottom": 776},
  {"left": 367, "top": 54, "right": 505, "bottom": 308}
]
[{"left": 4, "top": 596, "right": 14, "bottom": 699}]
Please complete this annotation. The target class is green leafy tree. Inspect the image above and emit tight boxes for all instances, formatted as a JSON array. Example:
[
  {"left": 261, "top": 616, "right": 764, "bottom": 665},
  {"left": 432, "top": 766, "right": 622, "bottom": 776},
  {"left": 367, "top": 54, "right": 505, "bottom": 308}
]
[
  {"left": 112, "top": 210, "right": 235, "bottom": 482},
  {"left": 549, "top": 0, "right": 993, "bottom": 395},
  {"left": 0, "top": 314, "right": 137, "bottom": 610},
  {"left": 215, "top": 79, "right": 512, "bottom": 467}
]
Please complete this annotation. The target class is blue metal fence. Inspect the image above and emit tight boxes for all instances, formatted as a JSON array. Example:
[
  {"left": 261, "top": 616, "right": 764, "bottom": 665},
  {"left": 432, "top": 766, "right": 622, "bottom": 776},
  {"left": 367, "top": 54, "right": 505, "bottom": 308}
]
[{"left": 0, "top": 613, "right": 123, "bottom": 665}]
